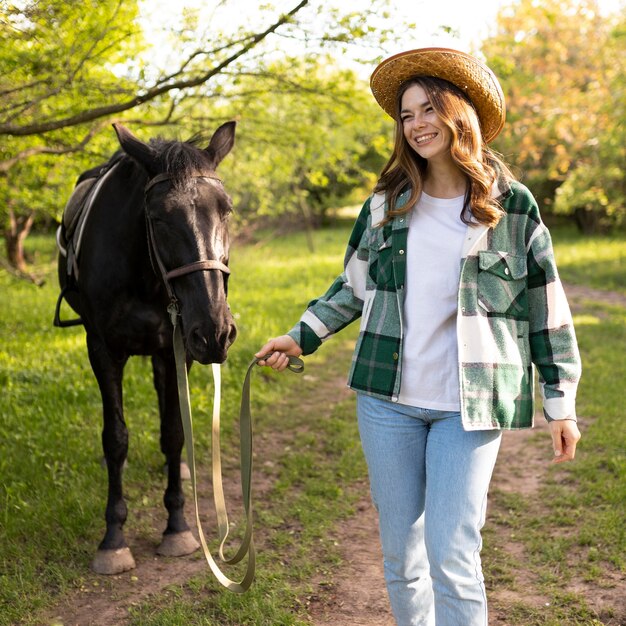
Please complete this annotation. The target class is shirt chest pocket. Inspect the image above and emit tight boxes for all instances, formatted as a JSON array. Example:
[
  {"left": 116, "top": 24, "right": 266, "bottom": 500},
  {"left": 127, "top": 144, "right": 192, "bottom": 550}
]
[
  {"left": 368, "top": 237, "right": 394, "bottom": 287},
  {"left": 477, "top": 251, "right": 528, "bottom": 316}
]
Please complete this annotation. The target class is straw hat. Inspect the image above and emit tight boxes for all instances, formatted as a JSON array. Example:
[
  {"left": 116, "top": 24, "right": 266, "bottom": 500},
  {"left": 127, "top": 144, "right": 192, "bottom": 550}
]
[{"left": 370, "top": 47, "right": 506, "bottom": 143}]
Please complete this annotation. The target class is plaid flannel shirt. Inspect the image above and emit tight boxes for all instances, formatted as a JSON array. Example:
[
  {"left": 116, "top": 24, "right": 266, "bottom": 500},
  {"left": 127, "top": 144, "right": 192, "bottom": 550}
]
[{"left": 288, "top": 180, "right": 581, "bottom": 430}]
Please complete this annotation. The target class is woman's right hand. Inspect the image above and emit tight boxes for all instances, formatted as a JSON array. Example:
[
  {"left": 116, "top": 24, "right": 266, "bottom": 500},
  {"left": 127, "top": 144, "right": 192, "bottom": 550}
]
[{"left": 255, "top": 335, "right": 303, "bottom": 372}]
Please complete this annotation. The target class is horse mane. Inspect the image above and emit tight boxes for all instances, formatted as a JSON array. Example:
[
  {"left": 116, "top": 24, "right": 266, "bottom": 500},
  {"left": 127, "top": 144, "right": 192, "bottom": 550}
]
[
  {"left": 151, "top": 138, "right": 213, "bottom": 187},
  {"left": 103, "top": 137, "right": 213, "bottom": 188}
]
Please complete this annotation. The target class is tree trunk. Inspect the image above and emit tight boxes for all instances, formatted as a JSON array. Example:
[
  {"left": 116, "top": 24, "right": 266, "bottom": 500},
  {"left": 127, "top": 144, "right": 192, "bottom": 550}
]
[
  {"left": 300, "top": 199, "right": 316, "bottom": 253},
  {"left": 4, "top": 208, "right": 35, "bottom": 271},
  {"left": 573, "top": 206, "right": 610, "bottom": 235}
]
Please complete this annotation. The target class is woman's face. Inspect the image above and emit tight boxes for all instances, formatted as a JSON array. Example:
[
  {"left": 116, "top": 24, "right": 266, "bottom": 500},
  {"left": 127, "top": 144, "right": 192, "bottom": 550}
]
[{"left": 400, "top": 84, "right": 452, "bottom": 163}]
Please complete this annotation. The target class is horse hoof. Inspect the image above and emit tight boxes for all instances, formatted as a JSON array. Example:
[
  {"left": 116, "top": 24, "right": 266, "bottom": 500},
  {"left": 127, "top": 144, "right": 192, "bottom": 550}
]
[
  {"left": 156, "top": 530, "right": 200, "bottom": 557},
  {"left": 92, "top": 547, "right": 136, "bottom": 575}
]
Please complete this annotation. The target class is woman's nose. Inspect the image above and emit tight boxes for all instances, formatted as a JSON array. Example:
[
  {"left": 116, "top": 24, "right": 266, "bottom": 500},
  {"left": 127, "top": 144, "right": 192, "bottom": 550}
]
[{"left": 410, "top": 115, "right": 425, "bottom": 130}]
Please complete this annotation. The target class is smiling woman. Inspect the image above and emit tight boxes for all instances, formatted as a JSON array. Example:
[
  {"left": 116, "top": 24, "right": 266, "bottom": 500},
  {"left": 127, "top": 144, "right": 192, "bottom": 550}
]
[{"left": 254, "top": 46, "right": 582, "bottom": 626}]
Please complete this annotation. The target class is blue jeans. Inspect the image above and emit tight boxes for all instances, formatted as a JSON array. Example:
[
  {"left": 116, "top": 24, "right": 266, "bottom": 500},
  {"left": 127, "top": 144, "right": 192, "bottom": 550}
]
[{"left": 356, "top": 393, "right": 502, "bottom": 626}]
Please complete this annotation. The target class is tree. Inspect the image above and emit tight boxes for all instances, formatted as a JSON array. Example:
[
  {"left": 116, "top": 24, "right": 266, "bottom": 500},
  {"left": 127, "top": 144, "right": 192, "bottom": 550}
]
[
  {"left": 552, "top": 12, "right": 625, "bottom": 232},
  {"left": 1, "top": 0, "right": 401, "bottom": 270},
  {"left": 199, "top": 56, "right": 391, "bottom": 245},
  {"left": 1, "top": 0, "right": 145, "bottom": 271},
  {"left": 482, "top": 0, "right": 625, "bottom": 232}
]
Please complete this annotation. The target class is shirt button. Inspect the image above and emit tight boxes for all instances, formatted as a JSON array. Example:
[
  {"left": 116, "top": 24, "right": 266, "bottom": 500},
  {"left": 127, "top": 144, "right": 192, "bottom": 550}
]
[
  {"left": 392, "top": 352, "right": 399, "bottom": 360},
  {"left": 504, "top": 267, "right": 510, "bottom": 275},
  {"left": 399, "top": 249, "right": 405, "bottom": 255}
]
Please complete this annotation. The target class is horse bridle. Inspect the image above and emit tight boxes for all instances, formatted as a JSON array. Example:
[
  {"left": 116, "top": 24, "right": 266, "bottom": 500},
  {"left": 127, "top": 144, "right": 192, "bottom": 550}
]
[{"left": 144, "top": 171, "right": 231, "bottom": 308}]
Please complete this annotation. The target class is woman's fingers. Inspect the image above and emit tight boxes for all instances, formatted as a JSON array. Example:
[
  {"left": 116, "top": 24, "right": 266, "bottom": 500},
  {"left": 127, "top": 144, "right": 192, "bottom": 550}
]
[
  {"left": 549, "top": 420, "right": 581, "bottom": 463},
  {"left": 255, "top": 336, "right": 301, "bottom": 370}
]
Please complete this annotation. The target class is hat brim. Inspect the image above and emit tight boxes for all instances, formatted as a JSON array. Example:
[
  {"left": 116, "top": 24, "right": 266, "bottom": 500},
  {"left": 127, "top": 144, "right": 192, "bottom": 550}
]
[{"left": 370, "top": 47, "right": 505, "bottom": 143}]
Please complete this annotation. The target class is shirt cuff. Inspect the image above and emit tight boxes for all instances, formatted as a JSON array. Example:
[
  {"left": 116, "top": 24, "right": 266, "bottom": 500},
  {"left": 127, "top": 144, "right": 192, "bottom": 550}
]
[{"left": 287, "top": 321, "right": 322, "bottom": 356}]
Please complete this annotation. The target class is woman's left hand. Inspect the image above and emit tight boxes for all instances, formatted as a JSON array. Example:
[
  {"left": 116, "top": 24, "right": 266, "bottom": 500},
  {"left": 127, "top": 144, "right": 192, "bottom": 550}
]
[{"left": 549, "top": 420, "right": 581, "bottom": 463}]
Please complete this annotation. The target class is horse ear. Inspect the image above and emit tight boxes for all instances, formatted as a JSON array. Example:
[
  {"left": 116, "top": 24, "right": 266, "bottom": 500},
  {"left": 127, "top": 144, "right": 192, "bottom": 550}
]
[
  {"left": 112, "top": 123, "right": 158, "bottom": 172},
  {"left": 205, "top": 121, "right": 236, "bottom": 168}
]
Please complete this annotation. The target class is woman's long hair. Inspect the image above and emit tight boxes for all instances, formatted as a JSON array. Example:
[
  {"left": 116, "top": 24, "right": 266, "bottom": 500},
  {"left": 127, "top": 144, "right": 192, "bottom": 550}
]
[{"left": 374, "top": 76, "right": 514, "bottom": 227}]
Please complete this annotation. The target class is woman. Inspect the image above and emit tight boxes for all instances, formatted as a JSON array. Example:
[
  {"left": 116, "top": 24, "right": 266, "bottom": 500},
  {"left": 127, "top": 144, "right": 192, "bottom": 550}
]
[{"left": 256, "top": 48, "right": 581, "bottom": 626}]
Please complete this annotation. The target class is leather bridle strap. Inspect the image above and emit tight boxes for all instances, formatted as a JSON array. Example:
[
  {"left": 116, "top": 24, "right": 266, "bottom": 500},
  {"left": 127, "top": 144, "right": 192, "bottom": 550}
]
[
  {"left": 166, "top": 260, "right": 230, "bottom": 280},
  {"left": 144, "top": 171, "right": 222, "bottom": 195},
  {"left": 168, "top": 302, "right": 304, "bottom": 592}
]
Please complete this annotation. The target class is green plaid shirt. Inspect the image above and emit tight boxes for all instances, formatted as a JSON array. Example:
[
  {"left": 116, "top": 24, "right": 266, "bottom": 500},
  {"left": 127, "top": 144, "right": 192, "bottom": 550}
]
[{"left": 288, "top": 180, "right": 581, "bottom": 430}]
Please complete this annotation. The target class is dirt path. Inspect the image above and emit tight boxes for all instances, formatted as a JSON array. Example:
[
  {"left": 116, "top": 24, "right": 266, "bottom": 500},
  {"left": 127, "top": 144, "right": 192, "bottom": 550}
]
[
  {"left": 562, "top": 282, "right": 626, "bottom": 309},
  {"left": 305, "top": 418, "right": 560, "bottom": 626},
  {"left": 45, "top": 476, "right": 268, "bottom": 626},
  {"left": 44, "top": 283, "right": 624, "bottom": 626},
  {"left": 306, "top": 489, "right": 394, "bottom": 626},
  {"left": 307, "top": 414, "right": 625, "bottom": 626}
]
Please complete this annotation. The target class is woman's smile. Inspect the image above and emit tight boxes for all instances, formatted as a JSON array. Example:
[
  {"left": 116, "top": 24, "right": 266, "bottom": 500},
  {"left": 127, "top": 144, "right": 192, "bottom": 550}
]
[{"left": 413, "top": 131, "right": 438, "bottom": 145}]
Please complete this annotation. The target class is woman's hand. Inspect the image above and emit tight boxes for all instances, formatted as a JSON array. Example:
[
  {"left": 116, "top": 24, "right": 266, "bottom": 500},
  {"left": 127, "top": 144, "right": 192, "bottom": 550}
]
[
  {"left": 255, "top": 335, "right": 303, "bottom": 372},
  {"left": 549, "top": 419, "right": 581, "bottom": 463}
]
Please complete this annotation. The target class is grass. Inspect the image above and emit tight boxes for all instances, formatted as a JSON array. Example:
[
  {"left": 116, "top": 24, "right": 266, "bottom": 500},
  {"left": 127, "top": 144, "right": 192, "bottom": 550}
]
[
  {"left": 1, "top": 224, "right": 625, "bottom": 625},
  {"left": 0, "top": 226, "right": 362, "bottom": 626},
  {"left": 550, "top": 224, "right": 626, "bottom": 294}
]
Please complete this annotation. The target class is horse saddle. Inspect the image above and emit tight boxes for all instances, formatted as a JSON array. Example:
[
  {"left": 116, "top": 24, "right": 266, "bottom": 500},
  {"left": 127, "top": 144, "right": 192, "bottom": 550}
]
[
  {"left": 54, "top": 156, "right": 122, "bottom": 327},
  {"left": 57, "top": 156, "right": 123, "bottom": 283}
]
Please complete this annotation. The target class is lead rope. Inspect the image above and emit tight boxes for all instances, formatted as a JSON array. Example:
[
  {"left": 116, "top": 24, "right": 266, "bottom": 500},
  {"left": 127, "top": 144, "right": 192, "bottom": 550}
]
[{"left": 168, "top": 303, "right": 303, "bottom": 592}]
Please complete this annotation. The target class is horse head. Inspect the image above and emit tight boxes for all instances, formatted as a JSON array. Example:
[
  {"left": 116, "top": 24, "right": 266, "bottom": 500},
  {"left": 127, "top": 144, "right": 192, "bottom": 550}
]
[{"left": 113, "top": 122, "right": 238, "bottom": 364}]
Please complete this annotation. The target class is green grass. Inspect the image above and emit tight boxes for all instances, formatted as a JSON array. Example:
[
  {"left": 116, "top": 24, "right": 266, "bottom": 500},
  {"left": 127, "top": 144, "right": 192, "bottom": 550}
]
[
  {"left": 0, "top": 227, "right": 362, "bottom": 626},
  {"left": 549, "top": 302, "right": 626, "bottom": 570},
  {"left": 551, "top": 224, "right": 626, "bottom": 294},
  {"left": 1, "top": 224, "right": 625, "bottom": 625}
]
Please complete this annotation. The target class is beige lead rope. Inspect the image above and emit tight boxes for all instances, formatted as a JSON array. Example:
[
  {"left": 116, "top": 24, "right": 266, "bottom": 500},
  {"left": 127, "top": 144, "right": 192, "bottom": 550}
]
[{"left": 169, "top": 304, "right": 303, "bottom": 592}]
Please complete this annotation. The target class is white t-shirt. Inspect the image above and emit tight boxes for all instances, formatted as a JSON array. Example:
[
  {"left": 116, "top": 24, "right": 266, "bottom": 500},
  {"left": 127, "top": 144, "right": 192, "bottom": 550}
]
[{"left": 397, "top": 192, "right": 467, "bottom": 410}]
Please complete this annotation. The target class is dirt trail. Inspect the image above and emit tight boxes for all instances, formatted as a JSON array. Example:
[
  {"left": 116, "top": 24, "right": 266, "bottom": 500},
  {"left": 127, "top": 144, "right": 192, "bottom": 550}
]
[
  {"left": 306, "top": 490, "right": 394, "bottom": 626},
  {"left": 44, "top": 481, "right": 263, "bottom": 626},
  {"left": 306, "top": 419, "right": 554, "bottom": 626},
  {"left": 44, "top": 284, "right": 624, "bottom": 626},
  {"left": 563, "top": 282, "right": 626, "bottom": 309}
]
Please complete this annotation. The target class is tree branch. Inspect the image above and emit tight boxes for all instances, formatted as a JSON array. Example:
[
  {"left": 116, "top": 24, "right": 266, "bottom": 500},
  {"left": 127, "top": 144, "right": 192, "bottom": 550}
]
[
  {"left": 0, "top": 0, "right": 309, "bottom": 137},
  {"left": 0, "top": 122, "right": 109, "bottom": 174}
]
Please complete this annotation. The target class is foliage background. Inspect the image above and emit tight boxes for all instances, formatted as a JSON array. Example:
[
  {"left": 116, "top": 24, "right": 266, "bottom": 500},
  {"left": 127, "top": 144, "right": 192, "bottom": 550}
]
[{"left": 1, "top": 0, "right": 624, "bottom": 273}]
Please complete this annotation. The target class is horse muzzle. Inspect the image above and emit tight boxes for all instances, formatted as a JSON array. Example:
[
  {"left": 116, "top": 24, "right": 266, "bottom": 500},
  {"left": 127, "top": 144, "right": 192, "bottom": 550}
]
[{"left": 185, "top": 313, "right": 237, "bottom": 365}]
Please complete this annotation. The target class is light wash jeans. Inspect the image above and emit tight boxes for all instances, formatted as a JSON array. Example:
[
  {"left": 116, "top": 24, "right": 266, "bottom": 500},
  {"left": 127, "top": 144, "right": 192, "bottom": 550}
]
[{"left": 356, "top": 393, "right": 502, "bottom": 626}]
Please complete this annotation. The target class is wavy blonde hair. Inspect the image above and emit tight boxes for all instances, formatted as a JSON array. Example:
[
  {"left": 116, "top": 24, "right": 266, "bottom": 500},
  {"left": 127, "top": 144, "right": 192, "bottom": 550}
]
[{"left": 374, "top": 76, "right": 514, "bottom": 227}]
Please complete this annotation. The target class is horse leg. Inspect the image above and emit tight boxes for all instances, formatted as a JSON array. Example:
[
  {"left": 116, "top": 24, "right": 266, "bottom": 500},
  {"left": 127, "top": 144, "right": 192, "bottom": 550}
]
[
  {"left": 152, "top": 352, "right": 200, "bottom": 557},
  {"left": 87, "top": 335, "right": 136, "bottom": 575}
]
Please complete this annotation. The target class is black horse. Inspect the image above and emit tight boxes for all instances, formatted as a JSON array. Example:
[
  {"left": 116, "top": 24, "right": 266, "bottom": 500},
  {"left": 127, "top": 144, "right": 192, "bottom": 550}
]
[{"left": 56, "top": 122, "right": 237, "bottom": 575}]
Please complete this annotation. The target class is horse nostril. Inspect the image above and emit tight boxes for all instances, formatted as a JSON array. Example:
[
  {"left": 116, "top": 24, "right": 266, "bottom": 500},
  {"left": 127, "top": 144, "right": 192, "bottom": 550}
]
[{"left": 189, "top": 327, "right": 209, "bottom": 351}]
